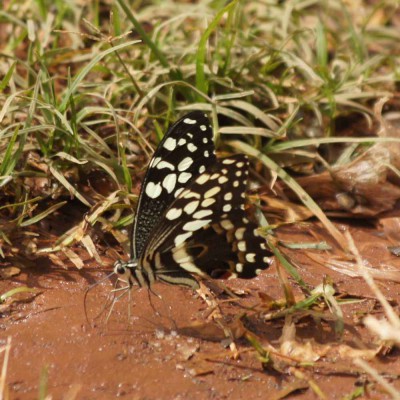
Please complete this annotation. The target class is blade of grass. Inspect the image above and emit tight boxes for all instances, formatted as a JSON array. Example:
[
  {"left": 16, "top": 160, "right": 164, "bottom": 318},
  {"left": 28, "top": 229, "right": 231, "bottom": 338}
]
[
  {"left": 0, "top": 125, "right": 19, "bottom": 180},
  {"left": 269, "top": 241, "right": 309, "bottom": 291},
  {"left": 268, "top": 136, "right": 400, "bottom": 152},
  {"left": 19, "top": 201, "right": 67, "bottom": 227},
  {"left": 0, "top": 337, "right": 11, "bottom": 399},
  {"left": 195, "top": 0, "right": 239, "bottom": 98},
  {"left": 59, "top": 40, "right": 140, "bottom": 112},
  {"left": 0, "top": 61, "right": 16, "bottom": 92},
  {"left": 48, "top": 163, "right": 91, "bottom": 207},
  {"left": 115, "top": 0, "right": 181, "bottom": 80}
]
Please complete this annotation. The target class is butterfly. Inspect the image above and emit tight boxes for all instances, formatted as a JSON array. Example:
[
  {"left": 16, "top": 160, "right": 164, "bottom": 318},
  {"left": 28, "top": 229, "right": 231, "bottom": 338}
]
[{"left": 113, "top": 111, "right": 272, "bottom": 290}]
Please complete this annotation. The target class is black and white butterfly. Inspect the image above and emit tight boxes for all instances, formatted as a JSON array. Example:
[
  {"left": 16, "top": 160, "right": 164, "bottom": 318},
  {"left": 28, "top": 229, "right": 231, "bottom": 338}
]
[{"left": 114, "top": 111, "right": 272, "bottom": 290}]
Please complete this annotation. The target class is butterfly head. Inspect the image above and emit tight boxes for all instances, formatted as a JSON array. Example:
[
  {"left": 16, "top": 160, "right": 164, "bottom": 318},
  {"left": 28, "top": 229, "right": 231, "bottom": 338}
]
[{"left": 113, "top": 259, "right": 138, "bottom": 287}]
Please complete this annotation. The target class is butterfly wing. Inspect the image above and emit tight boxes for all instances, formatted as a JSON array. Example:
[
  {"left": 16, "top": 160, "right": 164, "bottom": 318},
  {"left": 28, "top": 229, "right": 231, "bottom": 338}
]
[
  {"left": 131, "top": 111, "right": 216, "bottom": 259},
  {"left": 139, "top": 155, "right": 272, "bottom": 287}
]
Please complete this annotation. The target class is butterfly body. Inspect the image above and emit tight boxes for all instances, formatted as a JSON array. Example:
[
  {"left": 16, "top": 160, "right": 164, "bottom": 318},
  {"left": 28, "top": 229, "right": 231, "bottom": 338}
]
[{"left": 115, "top": 112, "right": 272, "bottom": 289}]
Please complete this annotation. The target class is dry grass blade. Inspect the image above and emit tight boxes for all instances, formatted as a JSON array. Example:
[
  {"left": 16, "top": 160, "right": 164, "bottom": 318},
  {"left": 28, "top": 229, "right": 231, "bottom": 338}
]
[
  {"left": 345, "top": 231, "right": 400, "bottom": 328},
  {"left": 353, "top": 358, "right": 400, "bottom": 400},
  {"left": 0, "top": 337, "right": 11, "bottom": 400},
  {"left": 344, "top": 231, "right": 400, "bottom": 348}
]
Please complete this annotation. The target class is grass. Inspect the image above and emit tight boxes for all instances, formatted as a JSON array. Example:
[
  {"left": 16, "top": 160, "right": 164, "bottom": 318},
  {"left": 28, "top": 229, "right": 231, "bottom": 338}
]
[
  {"left": 0, "top": 0, "right": 397, "bottom": 256},
  {"left": 1, "top": 0, "right": 400, "bottom": 398}
]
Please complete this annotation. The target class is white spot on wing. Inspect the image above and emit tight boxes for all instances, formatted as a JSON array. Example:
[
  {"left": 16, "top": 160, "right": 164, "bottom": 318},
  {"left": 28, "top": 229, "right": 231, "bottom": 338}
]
[
  {"left": 204, "top": 186, "right": 221, "bottom": 198},
  {"left": 183, "top": 219, "right": 211, "bottom": 232},
  {"left": 174, "top": 187, "right": 184, "bottom": 198},
  {"left": 224, "top": 192, "right": 233, "bottom": 201},
  {"left": 222, "top": 158, "right": 235, "bottom": 165},
  {"left": 184, "top": 118, "right": 197, "bottom": 124},
  {"left": 193, "top": 209, "right": 213, "bottom": 219},
  {"left": 178, "top": 157, "right": 194, "bottom": 171},
  {"left": 184, "top": 200, "right": 199, "bottom": 214},
  {"left": 235, "top": 227, "right": 245, "bottom": 240},
  {"left": 196, "top": 173, "right": 210, "bottom": 185},
  {"left": 174, "top": 232, "right": 192, "bottom": 246},
  {"left": 166, "top": 207, "right": 182, "bottom": 220},
  {"left": 178, "top": 138, "right": 187, "bottom": 146},
  {"left": 201, "top": 198, "right": 216, "bottom": 207},
  {"left": 199, "top": 165, "right": 206, "bottom": 174},
  {"left": 246, "top": 253, "right": 256, "bottom": 263},
  {"left": 200, "top": 125, "right": 207, "bottom": 131},
  {"left": 218, "top": 176, "right": 228, "bottom": 184},
  {"left": 178, "top": 172, "right": 192, "bottom": 183},
  {"left": 187, "top": 143, "right": 197, "bottom": 152},
  {"left": 223, "top": 204, "right": 232, "bottom": 212},
  {"left": 236, "top": 263, "right": 243, "bottom": 273},
  {"left": 172, "top": 245, "right": 192, "bottom": 264},
  {"left": 238, "top": 241, "right": 246, "bottom": 251},
  {"left": 163, "top": 137, "right": 176, "bottom": 151},
  {"left": 150, "top": 157, "right": 161, "bottom": 168},
  {"left": 145, "top": 181, "right": 162, "bottom": 198},
  {"left": 162, "top": 173, "right": 177, "bottom": 193},
  {"left": 157, "top": 160, "right": 174, "bottom": 170},
  {"left": 183, "top": 191, "right": 200, "bottom": 199},
  {"left": 210, "top": 173, "right": 219, "bottom": 180}
]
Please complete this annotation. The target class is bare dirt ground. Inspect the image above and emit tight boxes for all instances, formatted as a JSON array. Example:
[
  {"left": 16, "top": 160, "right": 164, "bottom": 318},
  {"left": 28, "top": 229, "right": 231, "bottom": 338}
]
[{"left": 2, "top": 221, "right": 400, "bottom": 399}]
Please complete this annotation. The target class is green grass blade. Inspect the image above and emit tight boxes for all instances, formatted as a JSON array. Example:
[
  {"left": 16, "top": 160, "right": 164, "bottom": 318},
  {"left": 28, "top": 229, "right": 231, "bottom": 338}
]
[
  {"left": 0, "top": 61, "right": 16, "bottom": 92},
  {"left": 59, "top": 40, "right": 140, "bottom": 112},
  {"left": 195, "top": 0, "right": 239, "bottom": 98},
  {"left": 20, "top": 201, "right": 67, "bottom": 227},
  {"left": 48, "top": 163, "right": 91, "bottom": 207},
  {"left": 115, "top": 0, "right": 181, "bottom": 80},
  {"left": 0, "top": 125, "right": 19, "bottom": 179}
]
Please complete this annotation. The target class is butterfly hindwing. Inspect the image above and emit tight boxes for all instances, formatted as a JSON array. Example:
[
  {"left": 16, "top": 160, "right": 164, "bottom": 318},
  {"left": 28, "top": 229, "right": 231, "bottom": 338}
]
[
  {"left": 131, "top": 111, "right": 216, "bottom": 259},
  {"left": 139, "top": 155, "right": 272, "bottom": 286}
]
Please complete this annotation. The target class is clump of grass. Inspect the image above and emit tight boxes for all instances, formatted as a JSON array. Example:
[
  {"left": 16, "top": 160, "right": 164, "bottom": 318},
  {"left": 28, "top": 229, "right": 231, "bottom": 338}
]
[{"left": 1, "top": 0, "right": 398, "bottom": 258}]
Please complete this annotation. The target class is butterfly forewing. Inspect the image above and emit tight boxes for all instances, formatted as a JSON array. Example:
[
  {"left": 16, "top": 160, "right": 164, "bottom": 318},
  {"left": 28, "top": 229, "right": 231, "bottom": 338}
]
[
  {"left": 131, "top": 111, "right": 216, "bottom": 259},
  {"left": 140, "top": 154, "right": 272, "bottom": 286}
]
